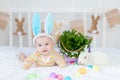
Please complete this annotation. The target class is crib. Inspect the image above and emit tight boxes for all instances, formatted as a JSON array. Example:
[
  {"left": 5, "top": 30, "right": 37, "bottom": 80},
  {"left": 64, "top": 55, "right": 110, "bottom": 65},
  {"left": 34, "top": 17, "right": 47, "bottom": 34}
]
[{"left": 0, "top": 11, "right": 109, "bottom": 48}]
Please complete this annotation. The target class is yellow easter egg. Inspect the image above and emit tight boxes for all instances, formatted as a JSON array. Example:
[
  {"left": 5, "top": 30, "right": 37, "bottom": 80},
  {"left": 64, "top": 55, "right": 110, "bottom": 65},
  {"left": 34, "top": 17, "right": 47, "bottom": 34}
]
[
  {"left": 74, "top": 72, "right": 80, "bottom": 77},
  {"left": 93, "top": 65, "right": 99, "bottom": 71},
  {"left": 79, "top": 67, "right": 87, "bottom": 74}
]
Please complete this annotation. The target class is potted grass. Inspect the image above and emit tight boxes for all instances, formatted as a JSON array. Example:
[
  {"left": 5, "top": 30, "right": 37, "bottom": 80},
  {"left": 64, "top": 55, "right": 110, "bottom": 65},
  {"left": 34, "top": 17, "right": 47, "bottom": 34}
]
[{"left": 58, "top": 29, "right": 92, "bottom": 64}]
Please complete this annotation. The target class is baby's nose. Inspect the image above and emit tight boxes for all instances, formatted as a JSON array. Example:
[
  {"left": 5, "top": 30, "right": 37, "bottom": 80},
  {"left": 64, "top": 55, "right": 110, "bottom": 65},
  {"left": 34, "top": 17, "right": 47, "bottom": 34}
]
[
  {"left": 42, "top": 45, "right": 47, "bottom": 48},
  {"left": 78, "top": 61, "right": 84, "bottom": 65}
]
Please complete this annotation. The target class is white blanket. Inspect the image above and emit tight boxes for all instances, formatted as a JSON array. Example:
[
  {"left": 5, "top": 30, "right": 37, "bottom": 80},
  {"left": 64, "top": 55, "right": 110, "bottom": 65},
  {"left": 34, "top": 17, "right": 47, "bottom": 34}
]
[{"left": 0, "top": 46, "right": 120, "bottom": 80}]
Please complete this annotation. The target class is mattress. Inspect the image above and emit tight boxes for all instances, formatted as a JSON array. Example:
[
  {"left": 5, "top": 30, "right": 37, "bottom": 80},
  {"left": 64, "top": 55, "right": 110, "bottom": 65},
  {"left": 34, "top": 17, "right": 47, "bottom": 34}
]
[{"left": 0, "top": 46, "right": 120, "bottom": 80}]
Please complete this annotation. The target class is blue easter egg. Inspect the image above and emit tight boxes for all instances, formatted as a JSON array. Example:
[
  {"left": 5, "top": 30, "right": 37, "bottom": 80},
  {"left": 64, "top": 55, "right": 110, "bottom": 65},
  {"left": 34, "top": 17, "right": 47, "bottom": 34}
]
[
  {"left": 64, "top": 76, "right": 72, "bottom": 80},
  {"left": 87, "top": 65, "right": 93, "bottom": 69}
]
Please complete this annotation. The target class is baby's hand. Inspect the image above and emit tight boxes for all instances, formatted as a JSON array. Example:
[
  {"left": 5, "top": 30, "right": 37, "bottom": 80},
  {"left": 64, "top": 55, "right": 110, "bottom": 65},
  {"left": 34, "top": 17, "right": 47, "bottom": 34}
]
[
  {"left": 59, "top": 64, "right": 67, "bottom": 68},
  {"left": 22, "top": 64, "right": 30, "bottom": 70},
  {"left": 19, "top": 53, "right": 27, "bottom": 62}
]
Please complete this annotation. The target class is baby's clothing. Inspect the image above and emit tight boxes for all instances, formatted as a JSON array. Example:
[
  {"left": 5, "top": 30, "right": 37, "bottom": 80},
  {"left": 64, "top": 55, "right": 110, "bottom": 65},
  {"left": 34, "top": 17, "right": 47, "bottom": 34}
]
[{"left": 23, "top": 50, "right": 66, "bottom": 68}]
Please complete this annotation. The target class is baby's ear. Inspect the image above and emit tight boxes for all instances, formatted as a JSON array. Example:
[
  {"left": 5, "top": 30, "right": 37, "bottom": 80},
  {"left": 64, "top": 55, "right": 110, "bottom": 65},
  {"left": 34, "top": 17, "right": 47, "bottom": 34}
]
[
  {"left": 34, "top": 43, "right": 38, "bottom": 47},
  {"left": 50, "top": 41, "right": 55, "bottom": 48}
]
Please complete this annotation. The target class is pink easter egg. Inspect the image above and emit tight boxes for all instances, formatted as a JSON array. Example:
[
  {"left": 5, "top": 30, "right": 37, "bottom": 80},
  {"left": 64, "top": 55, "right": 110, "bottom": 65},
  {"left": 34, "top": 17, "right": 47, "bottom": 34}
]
[{"left": 56, "top": 74, "right": 63, "bottom": 80}]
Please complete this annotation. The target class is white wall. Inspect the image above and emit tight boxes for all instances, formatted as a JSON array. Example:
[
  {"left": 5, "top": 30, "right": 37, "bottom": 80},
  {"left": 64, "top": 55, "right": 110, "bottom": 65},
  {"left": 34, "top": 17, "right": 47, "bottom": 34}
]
[
  {"left": 0, "top": 0, "right": 120, "bottom": 12},
  {"left": 0, "top": 0, "right": 120, "bottom": 49},
  {"left": 0, "top": 0, "right": 75, "bottom": 12}
]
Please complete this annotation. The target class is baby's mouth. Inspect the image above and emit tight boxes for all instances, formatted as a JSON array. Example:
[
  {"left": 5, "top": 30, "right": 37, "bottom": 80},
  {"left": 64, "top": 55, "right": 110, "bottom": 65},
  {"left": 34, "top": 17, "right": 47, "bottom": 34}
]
[{"left": 43, "top": 50, "right": 47, "bottom": 52}]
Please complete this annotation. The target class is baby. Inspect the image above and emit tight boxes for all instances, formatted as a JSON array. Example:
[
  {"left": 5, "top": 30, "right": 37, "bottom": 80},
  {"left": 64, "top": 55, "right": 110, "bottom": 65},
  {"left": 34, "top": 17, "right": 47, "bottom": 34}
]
[{"left": 20, "top": 13, "right": 67, "bottom": 69}]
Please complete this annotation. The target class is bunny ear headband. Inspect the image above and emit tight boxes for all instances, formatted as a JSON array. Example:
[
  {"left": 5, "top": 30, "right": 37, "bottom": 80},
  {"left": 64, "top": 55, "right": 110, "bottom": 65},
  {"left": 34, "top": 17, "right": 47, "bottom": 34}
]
[{"left": 32, "top": 13, "right": 54, "bottom": 44}]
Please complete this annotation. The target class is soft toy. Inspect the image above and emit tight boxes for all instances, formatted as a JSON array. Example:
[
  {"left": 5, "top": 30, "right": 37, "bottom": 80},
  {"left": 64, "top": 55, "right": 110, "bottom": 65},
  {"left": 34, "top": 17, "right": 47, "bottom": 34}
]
[
  {"left": 22, "top": 13, "right": 67, "bottom": 69},
  {"left": 14, "top": 17, "right": 26, "bottom": 35},
  {"left": 78, "top": 51, "right": 110, "bottom": 65},
  {"left": 87, "top": 14, "right": 100, "bottom": 34}
]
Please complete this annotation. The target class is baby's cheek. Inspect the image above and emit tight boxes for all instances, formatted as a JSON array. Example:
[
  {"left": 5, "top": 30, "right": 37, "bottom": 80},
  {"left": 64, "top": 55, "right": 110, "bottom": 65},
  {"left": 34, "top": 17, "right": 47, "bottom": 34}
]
[
  {"left": 47, "top": 46, "right": 53, "bottom": 50},
  {"left": 37, "top": 47, "right": 42, "bottom": 52}
]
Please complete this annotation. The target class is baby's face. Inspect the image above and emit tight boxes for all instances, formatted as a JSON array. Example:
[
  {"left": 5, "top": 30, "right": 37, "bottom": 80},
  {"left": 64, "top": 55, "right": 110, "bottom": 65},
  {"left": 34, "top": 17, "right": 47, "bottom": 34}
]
[{"left": 35, "top": 36, "right": 54, "bottom": 56}]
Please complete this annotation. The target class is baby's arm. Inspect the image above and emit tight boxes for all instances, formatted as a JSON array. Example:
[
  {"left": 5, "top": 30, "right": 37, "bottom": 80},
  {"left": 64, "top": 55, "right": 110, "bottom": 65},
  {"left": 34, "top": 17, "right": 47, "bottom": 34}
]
[
  {"left": 22, "top": 53, "right": 37, "bottom": 69},
  {"left": 23, "top": 57, "right": 33, "bottom": 69},
  {"left": 52, "top": 50, "right": 67, "bottom": 67}
]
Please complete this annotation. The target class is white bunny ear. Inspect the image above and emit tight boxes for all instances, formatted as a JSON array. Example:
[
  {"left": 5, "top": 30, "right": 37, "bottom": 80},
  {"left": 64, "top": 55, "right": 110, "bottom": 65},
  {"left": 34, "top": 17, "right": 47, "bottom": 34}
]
[
  {"left": 32, "top": 13, "right": 41, "bottom": 36},
  {"left": 45, "top": 13, "right": 54, "bottom": 35},
  {"left": 87, "top": 54, "right": 95, "bottom": 65}
]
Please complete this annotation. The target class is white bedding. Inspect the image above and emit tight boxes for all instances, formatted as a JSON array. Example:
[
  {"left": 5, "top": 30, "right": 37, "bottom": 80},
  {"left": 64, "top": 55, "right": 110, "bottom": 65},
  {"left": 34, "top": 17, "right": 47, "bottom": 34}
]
[{"left": 0, "top": 46, "right": 120, "bottom": 80}]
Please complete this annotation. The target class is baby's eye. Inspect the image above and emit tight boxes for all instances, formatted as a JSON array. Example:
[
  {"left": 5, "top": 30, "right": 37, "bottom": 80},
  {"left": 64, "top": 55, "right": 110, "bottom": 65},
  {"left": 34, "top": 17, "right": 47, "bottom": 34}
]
[
  {"left": 38, "top": 44, "right": 42, "bottom": 47},
  {"left": 45, "top": 43, "right": 48, "bottom": 46}
]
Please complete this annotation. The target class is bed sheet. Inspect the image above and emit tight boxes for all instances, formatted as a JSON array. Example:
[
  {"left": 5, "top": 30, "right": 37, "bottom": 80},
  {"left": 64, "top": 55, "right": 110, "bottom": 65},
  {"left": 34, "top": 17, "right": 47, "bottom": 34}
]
[{"left": 0, "top": 46, "right": 120, "bottom": 80}]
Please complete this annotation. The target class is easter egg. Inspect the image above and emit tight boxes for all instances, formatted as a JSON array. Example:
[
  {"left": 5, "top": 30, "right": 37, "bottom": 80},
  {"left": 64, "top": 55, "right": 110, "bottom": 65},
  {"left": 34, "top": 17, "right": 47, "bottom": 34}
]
[
  {"left": 56, "top": 74, "right": 63, "bottom": 80},
  {"left": 64, "top": 76, "right": 72, "bottom": 80},
  {"left": 93, "top": 65, "right": 99, "bottom": 71},
  {"left": 49, "top": 72, "right": 57, "bottom": 78},
  {"left": 87, "top": 65, "right": 93, "bottom": 69},
  {"left": 79, "top": 67, "right": 87, "bottom": 74},
  {"left": 74, "top": 72, "right": 80, "bottom": 77},
  {"left": 26, "top": 73, "right": 38, "bottom": 80}
]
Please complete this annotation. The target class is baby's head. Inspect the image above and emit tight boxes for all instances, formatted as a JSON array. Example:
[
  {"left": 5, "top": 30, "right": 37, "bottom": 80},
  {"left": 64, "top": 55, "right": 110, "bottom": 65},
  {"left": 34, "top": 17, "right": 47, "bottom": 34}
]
[
  {"left": 34, "top": 34, "right": 54, "bottom": 55},
  {"left": 32, "top": 12, "right": 54, "bottom": 56}
]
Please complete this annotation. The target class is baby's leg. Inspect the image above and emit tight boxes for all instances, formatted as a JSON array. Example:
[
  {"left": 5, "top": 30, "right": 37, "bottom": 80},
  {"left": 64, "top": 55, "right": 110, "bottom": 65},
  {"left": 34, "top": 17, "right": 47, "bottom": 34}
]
[{"left": 19, "top": 53, "right": 27, "bottom": 62}]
